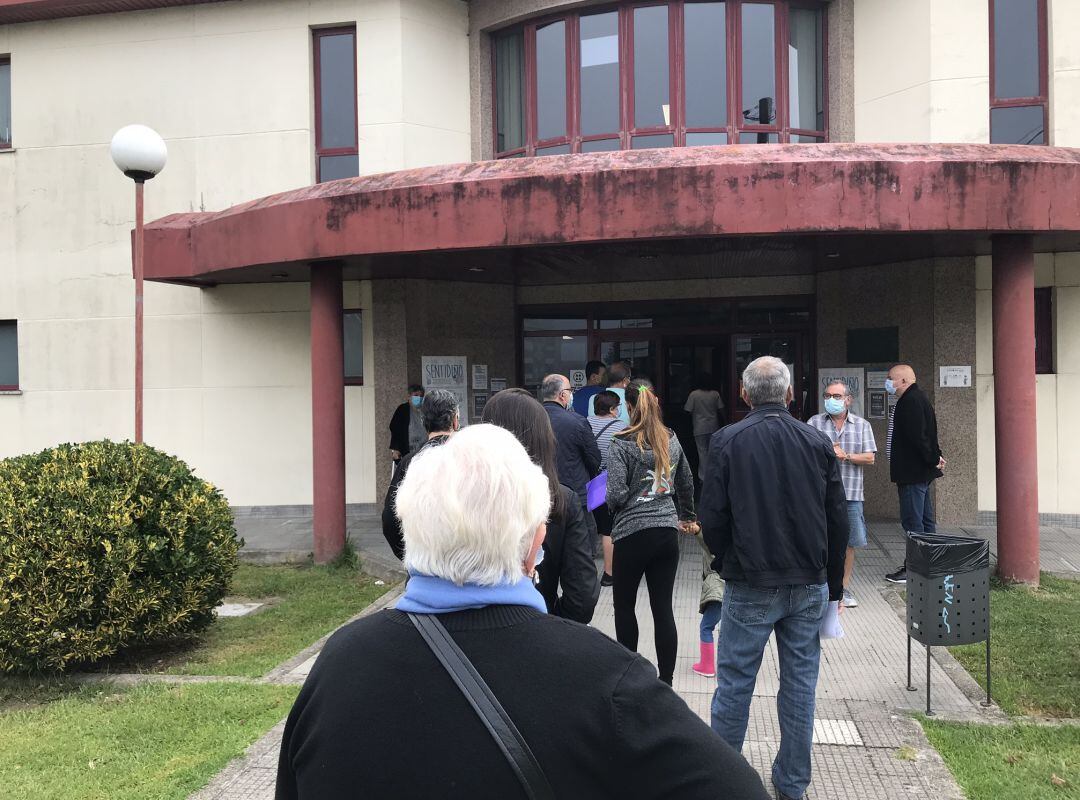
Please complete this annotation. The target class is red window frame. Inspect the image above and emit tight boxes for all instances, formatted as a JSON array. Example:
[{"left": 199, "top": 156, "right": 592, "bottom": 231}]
[
  {"left": 1034, "top": 287, "right": 1053, "bottom": 374},
  {"left": 343, "top": 308, "right": 364, "bottom": 386},
  {"left": 988, "top": 0, "right": 1048, "bottom": 145},
  {"left": 0, "top": 56, "right": 10, "bottom": 150},
  {"left": 313, "top": 26, "right": 359, "bottom": 182},
  {"left": 0, "top": 320, "right": 18, "bottom": 391},
  {"left": 492, "top": 0, "right": 828, "bottom": 158}
]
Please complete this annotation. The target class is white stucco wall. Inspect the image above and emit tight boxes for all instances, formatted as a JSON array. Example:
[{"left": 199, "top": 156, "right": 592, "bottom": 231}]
[
  {"left": 0, "top": 0, "right": 471, "bottom": 506},
  {"left": 976, "top": 253, "right": 1080, "bottom": 516}
]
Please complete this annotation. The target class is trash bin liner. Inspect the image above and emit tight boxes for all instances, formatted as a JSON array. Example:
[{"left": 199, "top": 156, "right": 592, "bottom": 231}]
[
  {"left": 906, "top": 532, "right": 989, "bottom": 577},
  {"left": 906, "top": 532, "right": 990, "bottom": 647}
]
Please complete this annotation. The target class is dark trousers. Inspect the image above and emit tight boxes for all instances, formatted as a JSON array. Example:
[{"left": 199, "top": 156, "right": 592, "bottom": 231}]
[
  {"left": 898, "top": 482, "right": 936, "bottom": 534},
  {"left": 613, "top": 527, "right": 680, "bottom": 684}
]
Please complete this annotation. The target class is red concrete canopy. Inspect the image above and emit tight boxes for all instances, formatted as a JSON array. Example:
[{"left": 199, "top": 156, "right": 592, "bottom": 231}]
[{"left": 143, "top": 143, "right": 1080, "bottom": 285}]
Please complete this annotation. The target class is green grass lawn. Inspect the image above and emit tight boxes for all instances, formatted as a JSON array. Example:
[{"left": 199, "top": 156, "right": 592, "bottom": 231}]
[
  {"left": 105, "top": 563, "right": 393, "bottom": 678},
  {"left": 922, "top": 720, "right": 1080, "bottom": 800},
  {"left": 0, "top": 682, "right": 299, "bottom": 800},
  {"left": 949, "top": 573, "right": 1080, "bottom": 718}
]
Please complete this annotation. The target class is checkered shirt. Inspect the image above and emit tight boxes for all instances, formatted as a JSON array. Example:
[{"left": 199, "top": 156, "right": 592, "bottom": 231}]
[{"left": 808, "top": 412, "right": 877, "bottom": 502}]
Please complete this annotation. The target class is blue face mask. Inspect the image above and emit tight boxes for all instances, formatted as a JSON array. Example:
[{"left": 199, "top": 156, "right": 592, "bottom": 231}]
[
  {"left": 410, "top": 395, "right": 423, "bottom": 407},
  {"left": 884, "top": 379, "right": 897, "bottom": 396},
  {"left": 824, "top": 397, "right": 846, "bottom": 416}
]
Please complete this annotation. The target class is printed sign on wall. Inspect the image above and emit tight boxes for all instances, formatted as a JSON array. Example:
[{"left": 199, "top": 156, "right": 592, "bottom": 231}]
[{"left": 422, "top": 356, "right": 469, "bottom": 426}]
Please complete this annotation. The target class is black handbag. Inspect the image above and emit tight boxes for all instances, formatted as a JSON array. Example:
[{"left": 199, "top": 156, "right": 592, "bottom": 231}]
[{"left": 407, "top": 613, "right": 555, "bottom": 800}]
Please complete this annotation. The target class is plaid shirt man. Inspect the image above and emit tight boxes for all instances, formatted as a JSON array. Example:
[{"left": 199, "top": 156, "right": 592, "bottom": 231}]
[{"left": 808, "top": 412, "right": 877, "bottom": 502}]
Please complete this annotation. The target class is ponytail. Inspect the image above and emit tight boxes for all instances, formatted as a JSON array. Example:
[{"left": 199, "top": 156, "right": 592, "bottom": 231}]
[{"left": 618, "top": 379, "right": 671, "bottom": 481}]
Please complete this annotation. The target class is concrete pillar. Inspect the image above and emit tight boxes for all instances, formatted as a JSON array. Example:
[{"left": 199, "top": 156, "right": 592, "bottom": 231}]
[
  {"left": 991, "top": 235, "right": 1039, "bottom": 584},
  {"left": 310, "top": 264, "right": 346, "bottom": 564}
]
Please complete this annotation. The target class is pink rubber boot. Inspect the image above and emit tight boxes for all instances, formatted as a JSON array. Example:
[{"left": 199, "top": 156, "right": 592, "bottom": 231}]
[{"left": 691, "top": 641, "right": 715, "bottom": 677}]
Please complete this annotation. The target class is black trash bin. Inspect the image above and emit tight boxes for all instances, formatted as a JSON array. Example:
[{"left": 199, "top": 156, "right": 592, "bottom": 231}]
[{"left": 904, "top": 531, "right": 992, "bottom": 714}]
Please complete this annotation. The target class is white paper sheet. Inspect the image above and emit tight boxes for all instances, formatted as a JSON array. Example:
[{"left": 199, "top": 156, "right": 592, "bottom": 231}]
[{"left": 820, "top": 600, "right": 845, "bottom": 640}]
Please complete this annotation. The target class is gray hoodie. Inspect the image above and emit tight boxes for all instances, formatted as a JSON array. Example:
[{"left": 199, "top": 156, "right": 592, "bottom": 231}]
[{"left": 606, "top": 431, "right": 695, "bottom": 542}]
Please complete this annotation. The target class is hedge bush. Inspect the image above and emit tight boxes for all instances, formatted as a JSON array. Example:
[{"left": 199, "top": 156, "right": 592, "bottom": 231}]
[{"left": 0, "top": 440, "right": 241, "bottom": 673}]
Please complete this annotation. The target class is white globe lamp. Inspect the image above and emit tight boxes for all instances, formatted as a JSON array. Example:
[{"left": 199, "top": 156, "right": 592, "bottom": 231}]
[{"left": 110, "top": 124, "right": 167, "bottom": 182}]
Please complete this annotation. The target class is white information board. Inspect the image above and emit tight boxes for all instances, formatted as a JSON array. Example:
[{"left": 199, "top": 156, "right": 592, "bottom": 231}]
[
  {"left": 422, "top": 356, "right": 469, "bottom": 425},
  {"left": 472, "top": 364, "right": 489, "bottom": 390},
  {"left": 939, "top": 366, "right": 972, "bottom": 388}
]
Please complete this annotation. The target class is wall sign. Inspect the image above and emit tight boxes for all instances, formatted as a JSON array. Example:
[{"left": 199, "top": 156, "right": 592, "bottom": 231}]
[
  {"left": 472, "top": 364, "right": 489, "bottom": 390},
  {"left": 939, "top": 366, "right": 972, "bottom": 388},
  {"left": 422, "top": 356, "right": 469, "bottom": 426},
  {"left": 569, "top": 369, "right": 587, "bottom": 389}
]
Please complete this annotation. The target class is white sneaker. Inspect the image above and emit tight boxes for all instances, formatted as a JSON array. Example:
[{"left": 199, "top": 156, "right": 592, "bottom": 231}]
[{"left": 842, "top": 590, "right": 859, "bottom": 608}]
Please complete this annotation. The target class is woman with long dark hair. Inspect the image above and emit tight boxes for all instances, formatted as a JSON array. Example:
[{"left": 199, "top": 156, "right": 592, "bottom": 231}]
[
  {"left": 482, "top": 388, "right": 599, "bottom": 624},
  {"left": 606, "top": 379, "right": 697, "bottom": 685}
]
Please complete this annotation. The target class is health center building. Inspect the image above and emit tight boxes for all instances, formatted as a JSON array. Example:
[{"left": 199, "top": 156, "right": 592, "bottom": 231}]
[{"left": 1, "top": 0, "right": 1078, "bottom": 574}]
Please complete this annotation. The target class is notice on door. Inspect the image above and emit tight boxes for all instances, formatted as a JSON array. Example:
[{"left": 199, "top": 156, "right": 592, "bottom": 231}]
[{"left": 423, "top": 356, "right": 469, "bottom": 426}]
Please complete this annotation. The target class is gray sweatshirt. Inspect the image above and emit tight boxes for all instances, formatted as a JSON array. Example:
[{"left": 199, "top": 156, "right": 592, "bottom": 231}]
[{"left": 606, "top": 431, "right": 696, "bottom": 542}]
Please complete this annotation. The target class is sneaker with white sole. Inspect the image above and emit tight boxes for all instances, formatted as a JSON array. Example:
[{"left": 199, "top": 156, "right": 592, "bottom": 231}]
[
  {"left": 885, "top": 566, "right": 907, "bottom": 584},
  {"left": 842, "top": 590, "right": 858, "bottom": 608}
]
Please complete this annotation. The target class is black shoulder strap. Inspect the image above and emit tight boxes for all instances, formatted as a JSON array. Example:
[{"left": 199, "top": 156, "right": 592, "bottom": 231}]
[
  {"left": 593, "top": 419, "right": 619, "bottom": 441},
  {"left": 407, "top": 613, "right": 555, "bottom": 800}
]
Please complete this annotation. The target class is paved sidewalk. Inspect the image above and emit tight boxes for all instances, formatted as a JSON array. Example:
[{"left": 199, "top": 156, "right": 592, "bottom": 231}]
[{"left": 193, "top": 520, "right": 1020, "bottom": 799}]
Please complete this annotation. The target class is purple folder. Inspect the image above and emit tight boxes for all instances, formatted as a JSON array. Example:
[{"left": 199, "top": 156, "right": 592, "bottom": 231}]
[{"left": 586, "top": 471, "right": 608, "bottom": 512}]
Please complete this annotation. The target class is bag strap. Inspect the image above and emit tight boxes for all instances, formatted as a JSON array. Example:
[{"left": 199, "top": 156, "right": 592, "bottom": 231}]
[
  {"left": 593, "top": 419, "right": 619, "bottom": 441},
  {"left": 407, "top": 613, "right": 555, "bottom": 800}
]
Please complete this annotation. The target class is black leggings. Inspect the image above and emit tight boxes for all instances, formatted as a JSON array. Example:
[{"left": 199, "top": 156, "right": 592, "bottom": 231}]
[{"left": 613, "top": 527, "right": 680, "bottom": 685}]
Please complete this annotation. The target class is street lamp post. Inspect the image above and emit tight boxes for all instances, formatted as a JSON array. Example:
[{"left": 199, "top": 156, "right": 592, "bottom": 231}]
[{"left": 110, "top": 125, "right": 167, "bottom": 444}]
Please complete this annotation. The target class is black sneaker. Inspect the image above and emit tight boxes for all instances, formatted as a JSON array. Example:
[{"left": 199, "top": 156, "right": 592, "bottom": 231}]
[
  {"left": 601, "top": 573, "right": 614, "bottom": 587},
  {"left": 885, "top": 566, "right": 907, "bottom": 584}
]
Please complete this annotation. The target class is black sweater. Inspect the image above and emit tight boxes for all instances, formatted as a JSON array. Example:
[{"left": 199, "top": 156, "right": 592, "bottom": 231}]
[
  {"left": 537, "top": 485, "right": 600, "bottom": 623},
  {"left": 699, "top": 404, "right": 850, "bottom": 601},
  {"left": 276, "top": 606, "right": 768, "bottom": 800},
  {"left": 889, "top": 384, "right": 943, "bottom": 485}
]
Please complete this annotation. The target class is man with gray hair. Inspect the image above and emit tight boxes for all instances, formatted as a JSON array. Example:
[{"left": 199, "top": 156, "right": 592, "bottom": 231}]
[
  {"left": 541, "top": 373, "right": 602, "bottom": 536},
  {"left": 699, "top": 356, "right": 849, "bottom": 800},
  {"left": 380, "top": 388, "right": 460, "bottom": 560}
]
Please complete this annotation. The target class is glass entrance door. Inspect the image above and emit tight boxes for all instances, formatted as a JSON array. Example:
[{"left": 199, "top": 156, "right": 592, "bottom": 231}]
[{"left": 732, "top": 333, "right": 812, "bottom": 420}]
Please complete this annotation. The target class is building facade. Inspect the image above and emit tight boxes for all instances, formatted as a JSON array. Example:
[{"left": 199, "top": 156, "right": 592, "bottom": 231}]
[{"left": 1, "top": 0, "right": 1077, "bottom": 553}]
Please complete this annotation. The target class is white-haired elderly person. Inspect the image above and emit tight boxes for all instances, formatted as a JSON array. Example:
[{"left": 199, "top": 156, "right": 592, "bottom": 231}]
[{"left": 276, "top": 424, "right": 767, "bottom": 800}]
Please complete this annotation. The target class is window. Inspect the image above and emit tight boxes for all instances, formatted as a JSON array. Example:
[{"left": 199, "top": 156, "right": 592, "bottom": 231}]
[
  {"left": 344, "top": 310, "right": 363, "bottom": 384},
  {"left": 1, "top": 56, "right": 10, "bottom": 149},
  {"left": 1034, "top": 288, "right": 1053, "bottom": 374},
  {"left": 492, "top": 1, "right": 827, "bottom": 158},
  {"left": 314, "top": 27, "right": 358, "bottom": 182},
  {"left": 989, "top": 0, "right": 1047, "bottom": 145},
  {"left": 0, "top": 321, "right": 18, "bottom": 390},
  {"left": 846, "top": 326, "right": 899, "bottom": 365}
]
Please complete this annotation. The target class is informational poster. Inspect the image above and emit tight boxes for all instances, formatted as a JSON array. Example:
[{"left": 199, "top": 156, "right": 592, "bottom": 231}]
[
  {"left": 569, "top": 369, "right": 587, "bottom": 389},
  {"left": 939, "top": 366, "right": 972, "bottom": 388},
  {"left": 818, "top": 368, "right": 865, "bottom": 418},
  {"left": 472, "top": 364, "right": 489, "bottom": 390},
  {"left": 473, "top": 392, "right": 489, "bottom": 419},
  {"left": 422, "top": 356, "right": 468, "bottom": 426},
  {"left": 490, "top": 378, "right": 508, "bottom": 393},
  {"left": 866, "top": 370, "right": 890, "bottom": 420}
]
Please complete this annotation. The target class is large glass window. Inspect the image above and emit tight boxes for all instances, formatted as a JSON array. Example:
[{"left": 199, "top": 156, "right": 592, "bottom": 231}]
[
  {"left": 989, "top": 0, "right": 1046, "bottom": 145},
  {"left": 314, "top": 28, "right": 359, "bottom": 181},
  {"left": 0, "top": 321, "right": 18, "bottom": 389},
  {"left": 344, "top": 310, "right": 364, "bottom": 384},
  {"left": 0, "top": 57, "right": 10, "bottom": 148},
  {"left": 495, "top": 31, "right": 526, "bottom": 154},
  {"left": 492, "top": 1, "right": 826, "bottom": 157}
]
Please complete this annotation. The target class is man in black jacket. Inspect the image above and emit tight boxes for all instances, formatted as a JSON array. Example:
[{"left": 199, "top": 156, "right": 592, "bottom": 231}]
[
  {"left": 884, "top": 364, "right": 946, "bottom": 584},
  {"left": 380, "top": 389, "right": 460, "bottom": 559},
  {"left": 541, "top": 374, "right": 602, "bottom": 538},
  {"left": 699, "top": 356, "right": 848, "bottom": 800}
]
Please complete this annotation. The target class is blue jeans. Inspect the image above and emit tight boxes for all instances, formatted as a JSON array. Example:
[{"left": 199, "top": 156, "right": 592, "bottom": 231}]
[
  {"left": 898, "top": 483, "right": 936, "bottom": 534},
  {"left": 700, "top": 601, "right": 723, "bottom": 643},
  {"left": 712, "top": 581, "right": 828, "bottom": 799}
]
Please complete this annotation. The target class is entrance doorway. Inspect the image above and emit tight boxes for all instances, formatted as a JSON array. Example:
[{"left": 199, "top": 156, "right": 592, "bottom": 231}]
[{"left": 519, "top": 297, "right": 815, "bottom": 476}]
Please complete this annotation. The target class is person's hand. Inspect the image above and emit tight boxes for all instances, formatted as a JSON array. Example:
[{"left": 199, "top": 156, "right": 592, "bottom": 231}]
[
  {"left": 390, "top": 449, "right": 401, "bottom": 460},
  {"left": 680, "top": 520, "right": 701, "bottom": 536},
  {"left": 833, "top": 444, "right": 848, "bottom": 461},
  {"left": 837, "top": 600, "right": 845, "bottom": 616},
  {"left": 937, "top": 456, "right": 947, "bottom": 471}
]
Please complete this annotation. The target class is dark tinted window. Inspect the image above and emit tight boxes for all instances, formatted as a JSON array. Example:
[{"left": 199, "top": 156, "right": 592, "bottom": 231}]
[
  {"left": 536, "top": 21, "right": 567, "bottom": 140},
  {"left": 0, "top": 58, "right": 10, "bottom": 147},
  {"left": 1034, "top": 288, "right": 1053, "bottom": 374},
  {"left": 684, "top": 3, "right": 727, "bottom": 128},
  {"left": 633, "top": 5, "right": 670, "bottom": 129},
  {"left": 0, "top": 321, "right": 17, "bottom": 388},
  {"left": 344, "top": 311, "right": 364, "bottom": 381},
  {"left": 741, "top": 3, "right": 776, "bottom": 127},
  {"left": 846, "top": 327, "right": 899, "bottom": 364},
  {"left": 993, "top": 0, "right": 1040, "bottom": 99},
  {"left": 495, "top": 31, "right": 526, "bottom": 152},
  {"left": 319, "top": 155, "right": 359, "bottom": 181},
  {"left": 317, "top": 32, "right": 357, "bottom": 149},
  {"left": 990, "top": 105, "right": 1045, "bottom": 145},
  {"left": 580, "top": 12, "right": 620, "bottom": 136}
]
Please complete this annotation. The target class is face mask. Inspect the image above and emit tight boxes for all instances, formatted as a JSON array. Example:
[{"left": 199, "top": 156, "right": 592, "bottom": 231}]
[
  {"left": 824, "top": 397, "right": 846, "bottom": 416},
  {"left": 410, "top": 395, "right": 422, "bottom": 407},
  {"left": 884, "top": 379, "right": 897, "bottom": 396}
]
